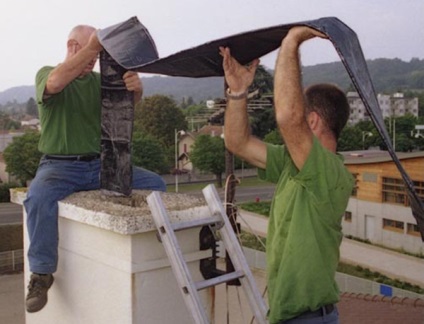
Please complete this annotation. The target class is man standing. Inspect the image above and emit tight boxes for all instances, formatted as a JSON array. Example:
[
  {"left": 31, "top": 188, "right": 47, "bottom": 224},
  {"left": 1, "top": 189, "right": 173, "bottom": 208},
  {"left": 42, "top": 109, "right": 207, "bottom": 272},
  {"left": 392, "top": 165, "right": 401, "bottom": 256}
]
[
  {"left": 24, "top": 25, "right": 166, "bottom": 313},
  {"left": 220, "top": 26, "right": 353, "bottom": 323}
]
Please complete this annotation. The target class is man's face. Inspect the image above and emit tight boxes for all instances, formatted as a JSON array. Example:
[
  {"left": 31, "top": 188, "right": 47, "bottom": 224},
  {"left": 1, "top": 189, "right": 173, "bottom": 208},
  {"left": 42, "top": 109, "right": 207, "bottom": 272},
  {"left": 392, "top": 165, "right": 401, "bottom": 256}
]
[{"left": 70, "top": 29, "right": 98, "bottom": 77}]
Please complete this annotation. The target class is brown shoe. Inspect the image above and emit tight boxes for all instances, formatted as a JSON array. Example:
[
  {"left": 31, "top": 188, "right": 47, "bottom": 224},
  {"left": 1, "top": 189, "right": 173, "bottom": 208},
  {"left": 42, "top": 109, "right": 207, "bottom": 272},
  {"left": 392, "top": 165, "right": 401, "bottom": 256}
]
[{"left": 26, "top": 273, "right": 54, "bottom": 313}]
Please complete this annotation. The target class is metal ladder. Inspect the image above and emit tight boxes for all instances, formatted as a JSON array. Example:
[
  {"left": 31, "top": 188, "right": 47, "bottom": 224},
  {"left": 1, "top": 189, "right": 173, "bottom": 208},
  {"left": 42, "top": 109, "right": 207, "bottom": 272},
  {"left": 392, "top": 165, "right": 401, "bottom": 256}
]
[{"left": 146, "top": 184, "right": 268, "bottom": 324}]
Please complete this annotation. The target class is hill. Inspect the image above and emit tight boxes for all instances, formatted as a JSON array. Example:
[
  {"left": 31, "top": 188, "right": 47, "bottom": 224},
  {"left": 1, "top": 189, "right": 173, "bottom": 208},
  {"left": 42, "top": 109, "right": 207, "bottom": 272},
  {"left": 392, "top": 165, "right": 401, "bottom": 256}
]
[
  {"left": 302, "top": 58, "right": 424, "bottom": 92},
  {"left": 1, "top": 58, "right": 423, "bottom": 105},
  {"left": 142, "top": 76, "right": 224, "bottom": 102}
]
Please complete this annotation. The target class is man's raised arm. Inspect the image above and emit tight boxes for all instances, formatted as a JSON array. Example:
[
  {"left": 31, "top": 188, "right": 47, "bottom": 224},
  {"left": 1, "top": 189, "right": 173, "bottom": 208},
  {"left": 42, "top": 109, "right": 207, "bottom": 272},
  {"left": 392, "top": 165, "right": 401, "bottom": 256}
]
[
  {"left": 274, "top": 27, "right": 327, "bottom": 170},
  {"left": 220, "top": 46, "right": 267, "bottom": 169}
]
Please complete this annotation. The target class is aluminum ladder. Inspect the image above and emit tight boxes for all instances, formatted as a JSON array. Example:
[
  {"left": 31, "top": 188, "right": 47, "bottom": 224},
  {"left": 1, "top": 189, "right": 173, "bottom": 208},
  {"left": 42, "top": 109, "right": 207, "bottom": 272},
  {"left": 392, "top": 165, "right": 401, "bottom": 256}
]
[{"left": 146, "top": 184, "right": 268, "bottom": 324}]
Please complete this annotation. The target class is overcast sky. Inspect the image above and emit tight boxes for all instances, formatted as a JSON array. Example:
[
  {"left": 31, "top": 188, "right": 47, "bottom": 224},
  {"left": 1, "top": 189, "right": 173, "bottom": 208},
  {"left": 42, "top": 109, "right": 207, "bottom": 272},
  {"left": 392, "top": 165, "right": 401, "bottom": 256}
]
[{"left": 1, "top": 0, "right": 423, "bottom": 92}]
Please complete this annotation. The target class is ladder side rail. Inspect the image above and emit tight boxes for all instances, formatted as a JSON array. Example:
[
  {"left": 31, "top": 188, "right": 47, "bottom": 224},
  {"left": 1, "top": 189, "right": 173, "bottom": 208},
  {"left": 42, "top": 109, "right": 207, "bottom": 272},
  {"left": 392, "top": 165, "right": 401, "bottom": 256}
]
[
  {"left": 202, "top": 184, "right": 269, "bottom": 324},
  {"left": 147, "top": 191, "right": 210, "bottom": 324}
]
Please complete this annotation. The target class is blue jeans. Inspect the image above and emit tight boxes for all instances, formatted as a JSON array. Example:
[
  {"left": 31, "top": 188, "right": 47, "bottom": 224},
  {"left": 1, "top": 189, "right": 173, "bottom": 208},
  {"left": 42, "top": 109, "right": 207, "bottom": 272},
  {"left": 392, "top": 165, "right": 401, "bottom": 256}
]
[
  {"left": 23, "top": 157, "right": 166, "bottom": 274},
  {"left": 279, "top": 306, "right": 339, "bottom": 324}
]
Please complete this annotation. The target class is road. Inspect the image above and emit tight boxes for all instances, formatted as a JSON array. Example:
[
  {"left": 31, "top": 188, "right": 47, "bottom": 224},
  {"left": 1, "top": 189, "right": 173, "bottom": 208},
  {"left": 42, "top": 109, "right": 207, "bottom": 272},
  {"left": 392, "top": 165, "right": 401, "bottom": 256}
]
[
  {"left": 186, "top": 184, "right": 275, "bottom": 203},
  {"left": 232, "top": 185, "right": 275, "bottom": 203}
]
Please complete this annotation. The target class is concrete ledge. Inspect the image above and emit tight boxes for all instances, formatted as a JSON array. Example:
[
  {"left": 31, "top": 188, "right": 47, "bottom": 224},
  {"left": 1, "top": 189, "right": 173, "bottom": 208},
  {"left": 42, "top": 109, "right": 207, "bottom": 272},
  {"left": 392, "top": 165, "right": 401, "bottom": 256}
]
[{"left": 11, "top": 189, "right": 211, "bottom": 234}]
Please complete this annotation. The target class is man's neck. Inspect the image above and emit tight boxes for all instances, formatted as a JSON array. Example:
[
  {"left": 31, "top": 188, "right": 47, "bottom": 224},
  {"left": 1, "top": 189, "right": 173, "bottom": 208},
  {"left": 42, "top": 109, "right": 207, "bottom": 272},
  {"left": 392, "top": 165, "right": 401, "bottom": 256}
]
[{"left": 319, "top": 134, "right": 337, "bottom": 153}]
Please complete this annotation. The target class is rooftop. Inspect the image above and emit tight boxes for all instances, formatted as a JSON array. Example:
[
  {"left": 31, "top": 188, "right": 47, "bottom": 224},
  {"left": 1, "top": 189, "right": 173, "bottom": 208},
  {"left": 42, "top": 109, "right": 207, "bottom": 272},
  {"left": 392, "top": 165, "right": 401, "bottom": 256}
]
[{"left": 341, "top": 149, "right": 424, "bottom": 164}]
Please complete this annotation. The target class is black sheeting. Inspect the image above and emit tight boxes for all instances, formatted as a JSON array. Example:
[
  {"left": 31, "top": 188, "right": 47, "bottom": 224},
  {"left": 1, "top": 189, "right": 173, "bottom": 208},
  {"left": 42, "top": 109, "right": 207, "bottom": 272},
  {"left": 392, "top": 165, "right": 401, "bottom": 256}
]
[
  {"left": 98, "top": 18, "right": 159, "bottom": 196},
  {"left": 98, "top": 16, "right": 424, "bottom": 240}
]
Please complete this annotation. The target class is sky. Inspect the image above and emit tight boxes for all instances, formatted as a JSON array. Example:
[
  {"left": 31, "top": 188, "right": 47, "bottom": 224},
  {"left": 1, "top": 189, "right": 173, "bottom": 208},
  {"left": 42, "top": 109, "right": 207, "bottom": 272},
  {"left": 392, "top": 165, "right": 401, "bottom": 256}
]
[{"left": 1, "top": 0, "right": 423, "bottom": 92}]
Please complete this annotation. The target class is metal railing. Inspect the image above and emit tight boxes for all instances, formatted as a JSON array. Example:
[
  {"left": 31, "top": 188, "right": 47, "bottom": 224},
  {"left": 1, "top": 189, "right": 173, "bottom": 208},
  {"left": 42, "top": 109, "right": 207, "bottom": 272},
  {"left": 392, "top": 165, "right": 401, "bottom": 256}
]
[{"left": 0, "top": 249, "right": 24, "bottom": 273}]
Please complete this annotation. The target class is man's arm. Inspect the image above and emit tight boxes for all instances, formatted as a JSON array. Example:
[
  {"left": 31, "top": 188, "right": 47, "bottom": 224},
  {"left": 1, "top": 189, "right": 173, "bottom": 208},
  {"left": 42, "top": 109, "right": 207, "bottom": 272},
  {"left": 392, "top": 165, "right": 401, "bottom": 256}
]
[
  {"left": 220, "top": 47, "right": 267, "bottom": 169},
  {"left": 274, "top": 27, "right": 327, "bottom": 170},
  {"left": 46, "top": 32, "right": 103, "bottom": 95}
]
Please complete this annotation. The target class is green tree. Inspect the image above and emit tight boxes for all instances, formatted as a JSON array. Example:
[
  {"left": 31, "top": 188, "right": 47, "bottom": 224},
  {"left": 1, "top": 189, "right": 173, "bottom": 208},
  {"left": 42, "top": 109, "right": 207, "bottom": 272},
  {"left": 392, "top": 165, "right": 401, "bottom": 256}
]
[
  {"left": 0, "top": 112, "right": 21, "bottom": 131},
  {"left": 190, "top": 134, "right": 225, "bottom": 187},
  {"left": 395, "top": 133, "right": 415, "bottom": 152},
  {"left": 249, "top": 65, "right": 273, "bottom": 95},
  {"left": 184, "top": 103, "right": 207, "bottom": 131},
  {"left": 338, "top": 126, "right": 362, "bottom": 151},
  {"left": 134, "top": 95, "right": 187, "bottom": 148},
  {"left": 3, "top": 131, "right": 42, "bottom": 186},
  {"left": 250, "top": 107, "right": 276, "bottom": 139},
  {"left": 131, "top": 132, "right": 169, "bottom": 174},
  {"left": 26, "top": 97, "right": 38, "bottom": 117}
]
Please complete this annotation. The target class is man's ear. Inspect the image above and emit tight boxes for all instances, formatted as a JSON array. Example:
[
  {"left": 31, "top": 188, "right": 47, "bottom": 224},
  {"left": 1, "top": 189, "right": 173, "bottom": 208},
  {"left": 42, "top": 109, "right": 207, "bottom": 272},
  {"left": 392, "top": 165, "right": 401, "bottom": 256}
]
[{"left": 307, "top": 111, "right": 320, "bottom": 131}]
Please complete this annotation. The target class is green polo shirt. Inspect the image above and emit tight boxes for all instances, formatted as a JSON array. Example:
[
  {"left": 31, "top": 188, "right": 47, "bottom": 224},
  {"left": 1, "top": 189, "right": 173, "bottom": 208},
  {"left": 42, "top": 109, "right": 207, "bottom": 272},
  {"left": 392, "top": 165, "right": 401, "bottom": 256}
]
[
  {"left": 258, "top": 137, "right": 354, "bottom": 323},
  {"left": 36, "top": 66, "right": 101, "bottom": 155}
]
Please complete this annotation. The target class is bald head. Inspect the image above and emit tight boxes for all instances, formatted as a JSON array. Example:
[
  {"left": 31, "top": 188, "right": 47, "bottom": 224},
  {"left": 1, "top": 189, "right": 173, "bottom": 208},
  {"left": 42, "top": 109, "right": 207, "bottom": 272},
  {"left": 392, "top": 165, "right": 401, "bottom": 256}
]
[
  {"left": 66, "top": 24, "right": 100, "bottom": 76},
  {"left": 68, "top": 25, "right": 96, "bottom": 47}
]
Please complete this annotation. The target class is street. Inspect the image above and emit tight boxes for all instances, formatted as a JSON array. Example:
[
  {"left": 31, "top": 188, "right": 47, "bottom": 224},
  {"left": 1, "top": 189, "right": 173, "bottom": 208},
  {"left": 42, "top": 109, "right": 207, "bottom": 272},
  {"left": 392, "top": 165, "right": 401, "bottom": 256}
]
[{"left": 184, "top": 184, "right": 275, "bottom": 203}]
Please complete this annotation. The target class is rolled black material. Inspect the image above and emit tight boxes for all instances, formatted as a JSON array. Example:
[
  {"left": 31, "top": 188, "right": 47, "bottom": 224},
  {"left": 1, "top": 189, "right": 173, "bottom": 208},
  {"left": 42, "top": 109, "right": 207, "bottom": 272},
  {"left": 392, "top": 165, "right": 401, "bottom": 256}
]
[
  {"left": 98, "top": 18, "right": 159, "bottom": 196},
  {"left": 99, "top": 50, "right": 134, "bottom": 196}
]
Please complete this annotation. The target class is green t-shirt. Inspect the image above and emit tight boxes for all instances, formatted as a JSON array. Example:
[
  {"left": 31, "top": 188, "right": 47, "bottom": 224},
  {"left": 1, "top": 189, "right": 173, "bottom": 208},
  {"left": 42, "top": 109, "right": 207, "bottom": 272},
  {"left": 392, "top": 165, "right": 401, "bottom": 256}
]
[
  {"left": 258, "top": 137, "right": 354, "bottom": 323},
  {"left": 36, "top": 66, "right": 101, "bottom": 155}
]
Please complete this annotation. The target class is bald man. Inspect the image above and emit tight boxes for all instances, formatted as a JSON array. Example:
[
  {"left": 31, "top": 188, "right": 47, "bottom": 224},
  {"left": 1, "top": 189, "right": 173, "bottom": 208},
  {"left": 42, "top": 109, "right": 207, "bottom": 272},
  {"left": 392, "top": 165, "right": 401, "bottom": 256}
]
[{"left": 24, "top": 25, "right": 166, "bottom": 313}]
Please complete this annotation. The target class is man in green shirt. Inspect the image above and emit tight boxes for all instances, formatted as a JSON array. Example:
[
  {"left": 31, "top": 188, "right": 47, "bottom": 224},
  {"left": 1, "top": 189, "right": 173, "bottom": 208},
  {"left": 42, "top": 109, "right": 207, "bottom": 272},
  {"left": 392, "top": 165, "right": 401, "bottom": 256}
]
[
  {"left": 220, "top": 26, "right": 353, "bottom": 323},
  {"left": 24, "top": 25, "right": 166, "bottom": 313}
]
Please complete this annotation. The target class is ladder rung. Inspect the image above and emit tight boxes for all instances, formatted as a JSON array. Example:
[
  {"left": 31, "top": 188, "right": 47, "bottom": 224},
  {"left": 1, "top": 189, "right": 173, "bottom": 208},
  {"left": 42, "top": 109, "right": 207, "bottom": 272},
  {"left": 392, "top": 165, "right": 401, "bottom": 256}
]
[
  {"left": 171, "top": 215, "right": 223, "bottom": 232},
  {"left": 195, "top": 270, "right": 245, "bottom": 291}
]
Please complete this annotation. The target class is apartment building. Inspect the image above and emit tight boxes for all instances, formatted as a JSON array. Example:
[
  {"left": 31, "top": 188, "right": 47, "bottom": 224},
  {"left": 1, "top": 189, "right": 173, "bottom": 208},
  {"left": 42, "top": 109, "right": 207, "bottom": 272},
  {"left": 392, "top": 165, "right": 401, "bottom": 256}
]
[
  {"left": 347, "top": 92, "right": 419, "bottom": 125},
  {"left": 342, "top": 150, "right": 424, "bottom": 255}
]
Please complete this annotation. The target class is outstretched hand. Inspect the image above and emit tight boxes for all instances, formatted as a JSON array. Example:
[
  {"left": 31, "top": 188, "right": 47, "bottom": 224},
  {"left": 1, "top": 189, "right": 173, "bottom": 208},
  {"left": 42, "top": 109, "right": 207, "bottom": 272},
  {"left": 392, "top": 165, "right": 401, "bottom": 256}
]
[
  {"left": 284, "top": 26, "right": 328, "bottom": 46},
  {"left": 219, "top": 46, "right": 259, "bottom": 93}
]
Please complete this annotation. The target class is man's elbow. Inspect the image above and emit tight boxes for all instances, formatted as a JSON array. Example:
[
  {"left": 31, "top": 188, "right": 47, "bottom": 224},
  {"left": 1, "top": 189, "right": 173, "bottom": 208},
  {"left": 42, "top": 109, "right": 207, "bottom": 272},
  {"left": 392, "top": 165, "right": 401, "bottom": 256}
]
[
  {"left": 224, "top": 134, "right": 246, "bottom": 156},
  {"left": 45, "top": 75, "right": 65, "bottom": 95},
  {"left": 224, "top": 138, "right": 239, "bottom": 155}
]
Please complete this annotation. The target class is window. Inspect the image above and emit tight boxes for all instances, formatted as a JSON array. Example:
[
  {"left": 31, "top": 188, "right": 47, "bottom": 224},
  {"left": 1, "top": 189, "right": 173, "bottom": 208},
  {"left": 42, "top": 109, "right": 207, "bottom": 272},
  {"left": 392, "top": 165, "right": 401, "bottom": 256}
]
[
  {"left": 413, "top": 180, "right": 424, "bottom": 201},
  {"left": 351, "top": 173, "right": 359, "bottom": 197},
  {"left": 382, "top": 218, "right": 404, "bottom": 233},
  {"left": 382, "top": 177, "right": 408, "bottom": 206},
  {"left": 344, "top": 211, "right": 352, "bottom": 222},
  {"left": 406, "top": 223, "right": 420, "bottom": 237},
  {"left": 382, "top": 178, "right": 424, "bottom": 207}
]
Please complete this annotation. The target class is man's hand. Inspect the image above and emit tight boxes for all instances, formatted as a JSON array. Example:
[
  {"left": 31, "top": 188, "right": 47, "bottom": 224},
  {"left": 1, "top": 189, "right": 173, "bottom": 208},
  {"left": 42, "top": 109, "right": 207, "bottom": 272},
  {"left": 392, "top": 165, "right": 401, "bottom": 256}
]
[
  {"left": 219, "top": 47, "right": 259, "bottom": 93},
  {"left": 123, "top": 71, "right": 143, "bottom": 103},
  {"left": 87, "top": 31, "right": 103, "bottom": 53},
  {"left": 283, "top": 26, "right": 328, "bottom": 47}
]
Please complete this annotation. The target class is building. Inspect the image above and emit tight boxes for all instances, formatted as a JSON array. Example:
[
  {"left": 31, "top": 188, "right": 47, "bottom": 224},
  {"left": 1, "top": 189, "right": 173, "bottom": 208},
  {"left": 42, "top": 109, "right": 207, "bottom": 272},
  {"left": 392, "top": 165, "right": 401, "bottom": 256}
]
[
  {"left": 177, "top": 125, "right": 224, "bottom": 172},
  {"left": 20, "top": 115, "right": 40, "bottom": 130},
  {"left": 342, "top": 150, "right": 424, "bottom": 255},
  {"left": 347, "top": 92, "right": 419, "bottom": 125}
]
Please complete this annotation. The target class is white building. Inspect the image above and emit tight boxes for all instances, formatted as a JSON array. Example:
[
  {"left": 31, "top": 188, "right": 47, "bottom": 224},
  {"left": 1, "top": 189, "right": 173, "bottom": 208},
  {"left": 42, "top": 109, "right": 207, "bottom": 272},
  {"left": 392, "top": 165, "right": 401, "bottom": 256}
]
[{"left": 347, "top": 92, "right": 419, "bottom": 125}]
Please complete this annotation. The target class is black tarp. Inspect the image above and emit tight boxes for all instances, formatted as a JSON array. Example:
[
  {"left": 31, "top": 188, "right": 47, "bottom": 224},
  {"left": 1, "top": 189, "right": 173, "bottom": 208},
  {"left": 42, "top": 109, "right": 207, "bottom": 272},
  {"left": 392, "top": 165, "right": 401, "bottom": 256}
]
[
  {"left": 98, "top": 18, "right": 159, "bottom": 196},
  {"left": 98, "top": 16, "right": 424, "bottom": 240}
]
